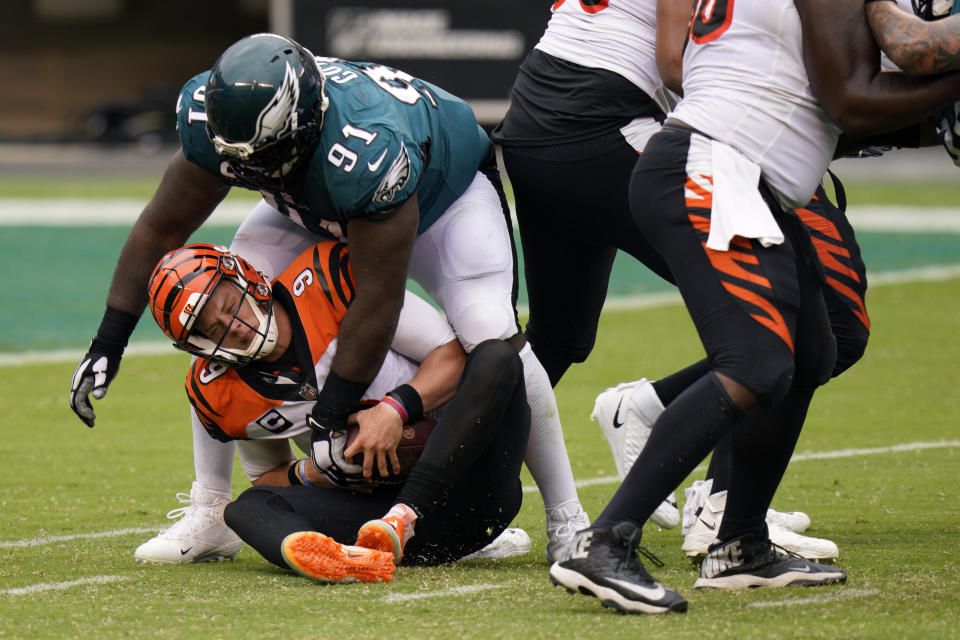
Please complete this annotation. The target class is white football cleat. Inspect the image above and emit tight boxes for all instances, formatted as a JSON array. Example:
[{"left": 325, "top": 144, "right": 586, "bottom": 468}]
[
  {"left": 461, "top": 528, "right": 532, "bottom": 560},
  {"left": 681, "top": 479, "right": 714, "bottom": 536},
  {"left": 767, "top": 523, "right": 838, "bottom": 561},
  {"left": 135, "top": 482, "right": 242, "bottom": 564},
  {"left": 545, "top": 502, "right": 591, "bottom": 563},
  {"left": 681, "top": 490, "right": 838, "bottom": 561},
  {"left": 681, "top": 488, "right": 726, "bottom": 557},
  {"left": 766, "top": 508, "right": 811, "bottom": 533},
  {"left": 591, "top": 379, "right": 679, "bottom": 529}
]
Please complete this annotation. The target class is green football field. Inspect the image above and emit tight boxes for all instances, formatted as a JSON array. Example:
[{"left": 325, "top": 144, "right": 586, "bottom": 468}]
[{"left": 1, "top": 177, "right": 959, "bottom": 638}]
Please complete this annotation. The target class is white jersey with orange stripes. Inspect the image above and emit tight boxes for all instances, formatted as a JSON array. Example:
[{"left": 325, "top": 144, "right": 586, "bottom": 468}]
[
  {"left": 671, "top": 0, "right": 841, "bottom": 210},
  {"left": 186, "top": 241, "right": 454, "bottom": 445},
  {"left": 535, "top": 0, "right": 661, "bottom": 99}
]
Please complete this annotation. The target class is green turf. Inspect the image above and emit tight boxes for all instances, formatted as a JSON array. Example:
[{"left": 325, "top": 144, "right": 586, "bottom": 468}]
[{"left": 1, "top": 278, "right": 959, "bottom": 638}]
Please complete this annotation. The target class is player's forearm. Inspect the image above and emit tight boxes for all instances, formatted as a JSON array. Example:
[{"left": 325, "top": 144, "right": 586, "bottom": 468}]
[
  {"left": 332, "top": 291, "right": 403, "bottom": 382},
  {"left": 105, "top": 150, "right": 229, "bottom": 315},
  {"left": 656, "top": 0, "right": 694, "bottom": 96},
  {"left": 407, "top": 339, "right": 466, "bottom": 411},
  {"left": 797, "top": 0, "right": 960, "bottom": 136},
  {"left": 867, "top": 2, "right": 960, "bottom": 75}
]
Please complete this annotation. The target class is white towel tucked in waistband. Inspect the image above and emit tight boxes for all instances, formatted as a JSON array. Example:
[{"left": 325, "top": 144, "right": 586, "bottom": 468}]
[{"left": 705, "top": 140, "right": 784, "bottom": 251}]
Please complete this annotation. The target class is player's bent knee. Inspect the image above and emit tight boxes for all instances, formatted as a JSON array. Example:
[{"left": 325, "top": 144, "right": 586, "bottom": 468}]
[
  {"left": 452, "top": 302, "right": 517, "bottom": 352},
  {"left": 794, "top": 332, "right": 837, "bottom": 388},
  {"left": 718, "top": 357, "right": 794, "bottom": 408},
  {"left": 525, "top": 323, "right": 595, "bottom": 365},
  {"left": 832, "top": 325, "right": 869, "bottom": 378},
  {"left": 471, "top": 339, "right": 524, "bottom": 386}
]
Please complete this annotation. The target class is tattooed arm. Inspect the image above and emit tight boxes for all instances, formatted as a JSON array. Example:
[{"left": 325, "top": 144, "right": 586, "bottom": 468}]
[{"left": 867, "top": 1, "right": 960, "bottom": 75}]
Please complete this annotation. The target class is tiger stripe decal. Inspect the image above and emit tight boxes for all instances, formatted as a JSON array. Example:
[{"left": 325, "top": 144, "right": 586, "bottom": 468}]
[
  {"left": 684, "top": 167, "right": 794, "bottom": 351},
  {"left": 795, "top": 203, "right": 870, "bottom": 330}
]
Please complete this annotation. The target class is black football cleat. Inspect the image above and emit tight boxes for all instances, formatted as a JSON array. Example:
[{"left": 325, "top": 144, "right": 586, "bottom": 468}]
[
  {"left": 549, "top": 522, "right": 687, "bottom": 615},
  {"left": 694, "top": 532, "right": 847, "bottom": 590}
]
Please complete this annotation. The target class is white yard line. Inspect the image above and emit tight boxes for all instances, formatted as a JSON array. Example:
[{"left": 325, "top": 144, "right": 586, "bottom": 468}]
[
  {"left": 1, "top": 200, "right": 960, "bottom": 230},
  {"left": 746, "top": 588, "right": 879, "bottom": 609},
  {"left": 0, "top": 527, "right": 159, "bottom": 549},
  {"left": 380, "top": 584, "right": 502, "bottom": 602},
  {"left": 3, "top": 264, "right": 959, "bottom": 369},
  {"left": 0, "top": 199, "right": 253, "bottom": 226},
  {"left": 3, "top": 441, "right": 954, "bottom": 549},
  {"left": 0, "top": 575, "right": 129, "bottom": 596},
  {"left": 522, "top": 440, "right": 960, "bottom": 494}
]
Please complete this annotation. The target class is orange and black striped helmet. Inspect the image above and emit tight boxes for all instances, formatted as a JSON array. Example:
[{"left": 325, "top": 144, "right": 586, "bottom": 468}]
[{"left": 147, "top": 243, "right": 277, "bottom": 364}]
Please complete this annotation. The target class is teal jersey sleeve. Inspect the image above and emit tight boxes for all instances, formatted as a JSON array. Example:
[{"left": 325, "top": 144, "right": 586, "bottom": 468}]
[{"left": 175, "top": 71, "right": 224, "bottom": 178}]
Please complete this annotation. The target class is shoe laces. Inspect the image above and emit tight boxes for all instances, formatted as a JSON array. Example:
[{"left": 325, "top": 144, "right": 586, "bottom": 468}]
[
  {"left": 160, "top": 492, "right": 218, "bottom": 537},
  {"left": 619, "top": 528, "right": 665, "bottom": 572},
  {"left": 164, "top": 491, "right": 194, "bottom": 521}
]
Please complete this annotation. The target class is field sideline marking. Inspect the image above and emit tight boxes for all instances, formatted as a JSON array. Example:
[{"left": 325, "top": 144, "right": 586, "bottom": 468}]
[
  {"left": 746, "top": 588, "right": 879, "bottom": 609},
  {"left": 0, "top": 575, "right": 129, "bottom": 596},
  {"left": 2, "top": 440, "right": 956, "bottom": 550},
  {"left": 380, "top": 584, "right": 500, "bottom": 602},
  {"left": 1, "top": 200, "right": 959, "bottom": 230},
  {"left": 2, "top": 265, "right": 959, "bottom": 369}
]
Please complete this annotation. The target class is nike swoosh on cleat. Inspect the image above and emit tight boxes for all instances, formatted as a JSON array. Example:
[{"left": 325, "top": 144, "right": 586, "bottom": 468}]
[
  {"left": 180, "top": 547, "right": 193, "bottom": 555},
  {"left": 698, "top": 518, "right": 716, "bottom": 531},
  {"left": 606, "top": 577, "right": 667, "bottom": 602},
  {"left": 789, "top": 564, "right": 813, "bottom": 573},
  {"left": 613, "top": 399, "right": 625, "bottom": 429},
  {"left": 367, "top": 149, "right": 389, "bottom": 172}
]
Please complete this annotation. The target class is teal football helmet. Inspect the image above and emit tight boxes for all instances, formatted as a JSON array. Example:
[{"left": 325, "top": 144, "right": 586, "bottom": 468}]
[
  {"left": 205, "top": 33, "right": 329, "bottom": 183},
  {"left": 912, "top": 0, "right": 960, "bottom": 20}
]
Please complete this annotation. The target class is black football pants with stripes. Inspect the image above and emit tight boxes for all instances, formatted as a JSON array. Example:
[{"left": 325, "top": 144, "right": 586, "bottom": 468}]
[
  {"left": 707, "top": 175, "right": 871, "bottom": 491},
  {"left": 224, "top": 340, "right": 530, "bottom": 567},
  {"left": 594, "top": 125, "right": 837, "bottom": 540}
]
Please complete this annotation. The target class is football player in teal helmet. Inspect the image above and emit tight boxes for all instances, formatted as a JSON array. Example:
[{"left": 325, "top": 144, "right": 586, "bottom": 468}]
[
  {"left": 205, "top": 33, "right": 329, "bottom": 185},
  {"left": 70, "top": 30, "right": 590, "bottom": 567}
]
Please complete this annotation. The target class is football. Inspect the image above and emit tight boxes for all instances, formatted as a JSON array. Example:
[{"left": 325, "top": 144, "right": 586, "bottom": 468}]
[{"left": 344, "top": 416, "right": 436, "bottom": 482}]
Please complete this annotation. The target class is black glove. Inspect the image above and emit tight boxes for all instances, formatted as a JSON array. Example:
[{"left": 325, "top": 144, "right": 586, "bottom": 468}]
[
  {"left": 306, "top": 370, "right": 371, "bottom": 486},
  {"left": 936, "top": 102, "right": 960, "bottom": 168},
  {"left": 69, "top": 307, "right": 138, "bottom": 428},
  {"left": 308, "top": 415, "right": 366, "bottom": 488}
]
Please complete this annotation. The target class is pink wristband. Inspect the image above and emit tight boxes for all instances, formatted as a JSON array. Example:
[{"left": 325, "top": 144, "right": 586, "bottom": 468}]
[{"left": 380, "top": 395, "right": 408, "bottom": 423}]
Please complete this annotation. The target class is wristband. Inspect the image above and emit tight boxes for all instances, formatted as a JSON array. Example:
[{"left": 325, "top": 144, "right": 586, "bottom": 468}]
[
  {"left": 311, "top": 371, "right": 370, "bottom": 429},
  {"left": 297, "top": 458, "right": 314, "bottom": 487},
  {"left": 95, "top": 306, "right": 140, "bottom": 349},
  {"left": 380, "top": 395, "right": 408, "bottom": 423},
  {"left": 287, "top": 461, "right": 302, "bottom": 486},
  {"left": 384, "top": 384, "right": 424, "bottom": 425}
]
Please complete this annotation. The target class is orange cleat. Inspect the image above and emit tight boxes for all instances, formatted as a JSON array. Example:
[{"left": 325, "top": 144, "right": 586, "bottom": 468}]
[
  {"left": 356, "top": 516, "right": 411, "bottom": 564},
  {"left": 280, "top": 531, "right": 396, "bottom": 583}
]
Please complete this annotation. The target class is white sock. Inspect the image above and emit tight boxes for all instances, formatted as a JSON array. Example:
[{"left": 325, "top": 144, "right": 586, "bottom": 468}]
[
  {"left": 191, "top": 407, "right": 234, "bottom": 500},
  {"left": 518, "top": 344, "right": 581, "bottom": 514}
]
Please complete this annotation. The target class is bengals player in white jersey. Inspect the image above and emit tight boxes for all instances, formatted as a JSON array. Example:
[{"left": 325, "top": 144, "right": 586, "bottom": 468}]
[
  {"left": 496, "top": 0, "right": 867, "bottom": 576},
  {"left": 546, "top": 0, "right": 960, "bottom": 613},
  {"left": 144, "top": 242, "right": 531, "bottom": 582}
]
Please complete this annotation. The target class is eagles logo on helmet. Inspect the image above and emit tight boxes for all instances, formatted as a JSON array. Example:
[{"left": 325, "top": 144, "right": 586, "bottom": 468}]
[
  {"left": 204, "top": 33, "right": 329, "bottom": 186},
  {"left": 912, "top": 0, "right": 960, "bottom": 20},
  {"left": 147, "top": 244, "right": 277, "bottom": 365}
]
